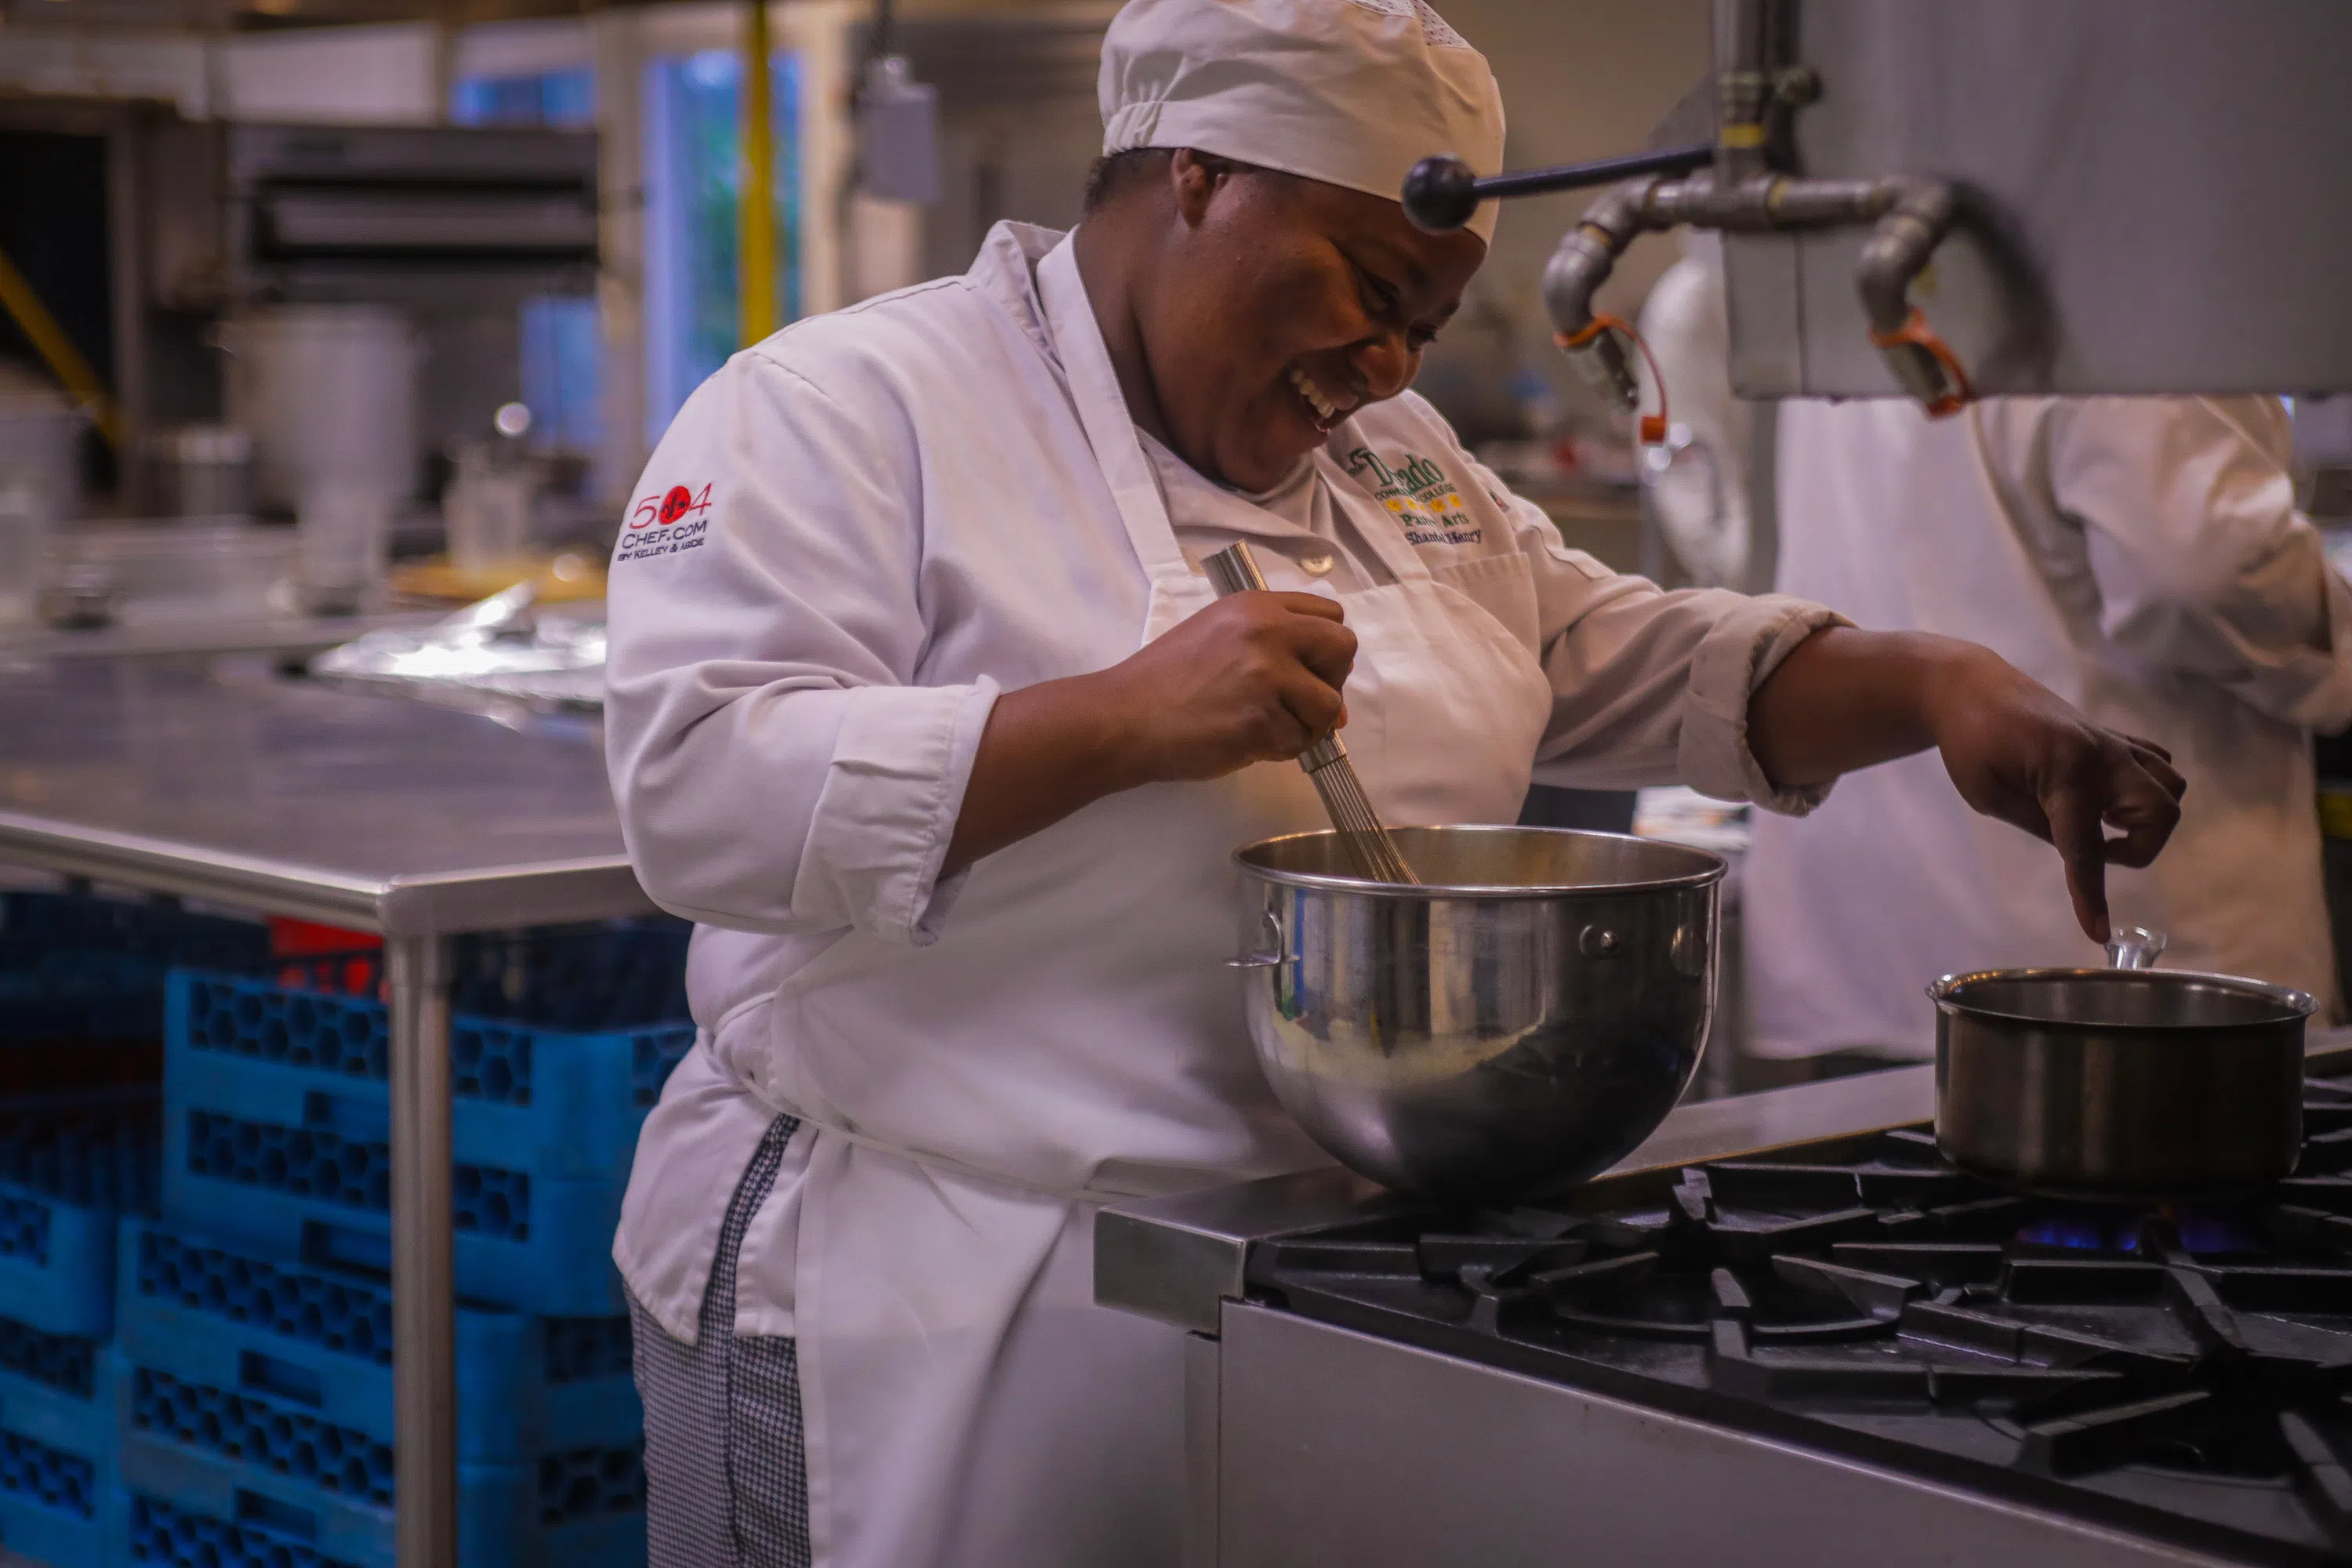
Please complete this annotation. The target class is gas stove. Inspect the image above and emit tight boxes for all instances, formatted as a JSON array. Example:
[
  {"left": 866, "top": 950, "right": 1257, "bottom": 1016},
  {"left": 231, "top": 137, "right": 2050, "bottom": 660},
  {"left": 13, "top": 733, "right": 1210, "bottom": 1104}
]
[{"left": 1098, "top": 1054, "right": 2352, "bottom": 1568}]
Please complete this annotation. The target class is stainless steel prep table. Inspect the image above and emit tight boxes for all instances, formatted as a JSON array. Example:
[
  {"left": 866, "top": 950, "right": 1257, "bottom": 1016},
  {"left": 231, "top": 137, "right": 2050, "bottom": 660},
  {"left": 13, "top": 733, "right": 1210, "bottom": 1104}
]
[{"left": 0, "top": 654, "right": 654, "bottom": 1568}]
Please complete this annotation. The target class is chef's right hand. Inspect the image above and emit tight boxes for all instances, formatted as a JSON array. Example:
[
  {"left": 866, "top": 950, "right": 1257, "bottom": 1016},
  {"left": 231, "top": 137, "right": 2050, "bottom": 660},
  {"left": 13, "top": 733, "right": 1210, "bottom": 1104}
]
[{"left": 1103, "top": 591, "right": 1357, "bottom": 782}]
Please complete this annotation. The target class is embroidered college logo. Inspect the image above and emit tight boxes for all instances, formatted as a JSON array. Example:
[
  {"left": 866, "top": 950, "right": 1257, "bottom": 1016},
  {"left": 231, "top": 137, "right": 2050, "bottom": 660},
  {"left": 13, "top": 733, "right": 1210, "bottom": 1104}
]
[{"left": 1343, "top": 448, "right": 1483, "bottom": 546}]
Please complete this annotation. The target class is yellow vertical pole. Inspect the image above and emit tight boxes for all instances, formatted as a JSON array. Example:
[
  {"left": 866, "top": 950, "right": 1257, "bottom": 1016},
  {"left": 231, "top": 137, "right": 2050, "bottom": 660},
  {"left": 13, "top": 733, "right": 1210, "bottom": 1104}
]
[{"left": 739, "top": 0, "right": 779, "bottom": 346}]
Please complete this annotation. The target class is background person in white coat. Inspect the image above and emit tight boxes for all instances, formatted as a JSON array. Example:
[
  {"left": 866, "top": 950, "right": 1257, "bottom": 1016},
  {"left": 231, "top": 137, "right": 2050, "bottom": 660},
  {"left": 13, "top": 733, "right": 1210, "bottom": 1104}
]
[
  {"left": 1747, "top": 394, "right": 2352, "bottom": 1079},
  {"left": 1637, "top": 231, "right": 1773, "bottom": 593},
  {"left": 601, "top": 3, "right": 2185, "bottom": 1563}
]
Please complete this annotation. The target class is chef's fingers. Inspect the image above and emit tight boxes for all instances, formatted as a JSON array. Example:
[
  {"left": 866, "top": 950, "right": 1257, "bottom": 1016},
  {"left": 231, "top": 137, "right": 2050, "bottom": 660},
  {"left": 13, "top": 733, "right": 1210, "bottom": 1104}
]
[
  {"left": 2098, "top": 746, "right": 2185, "bottom": 872},
  {"left": 1265, "top": 590, "right": 1345, "bottom": 622},
  {"left": 1283, "top": 614, "right": 1359, "bottom": 691},
  {"left": 2116, "top": 731, "right": 2173, "bottom": 766},
  {"left": 2119, "top": 737, "right": 2187, "bottom": 801},
  {"left": 2041, "top": 764, "right": 2115, "bottom": 944},
  {"left": 1271, "top": 663, "right": 1346, "bottom": 746},
  {"left": 1247, "top": 691, "right": 1316, "bottom": 760}
]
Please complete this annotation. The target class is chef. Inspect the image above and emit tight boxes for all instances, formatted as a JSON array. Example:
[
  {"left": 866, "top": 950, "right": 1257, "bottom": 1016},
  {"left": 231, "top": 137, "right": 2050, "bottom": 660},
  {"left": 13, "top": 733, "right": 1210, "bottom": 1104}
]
[
  {"left": 603, "top": 2, "right": 2183, "bottom": 1563},
  {"left": 1748, "top": 394, "right": 2352, "bottom": 1073}
]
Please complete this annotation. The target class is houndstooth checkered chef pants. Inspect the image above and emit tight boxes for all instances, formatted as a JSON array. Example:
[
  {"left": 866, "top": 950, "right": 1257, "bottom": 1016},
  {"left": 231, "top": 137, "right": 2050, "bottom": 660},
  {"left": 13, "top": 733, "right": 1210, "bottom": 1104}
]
[{"left": 630, "top": 1114, "right": 811, "bottom": 1568}]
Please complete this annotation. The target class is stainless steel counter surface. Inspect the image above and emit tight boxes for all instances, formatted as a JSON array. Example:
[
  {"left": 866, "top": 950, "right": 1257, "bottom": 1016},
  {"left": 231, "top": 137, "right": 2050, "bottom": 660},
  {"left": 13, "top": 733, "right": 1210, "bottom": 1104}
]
[
  {"left": 0, "top": 653, "right": 646, "bottom": 934},
  {"left": 1098, "top": 1029, "right": 2352, "bottom": 1335},
  {"left": 0, "top": 608, "right": 440, "bottom": 664}
]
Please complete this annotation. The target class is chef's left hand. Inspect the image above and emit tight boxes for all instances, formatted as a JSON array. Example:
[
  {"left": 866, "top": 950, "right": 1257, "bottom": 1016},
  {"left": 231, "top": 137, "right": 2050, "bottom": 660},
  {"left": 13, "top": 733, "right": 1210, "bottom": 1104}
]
[
  {"left": 1922, "top": 647, "right": 2185, "bottom": 942},
  {"left": 1750, "top": 629, "right": 2187, "bottom": 942}
]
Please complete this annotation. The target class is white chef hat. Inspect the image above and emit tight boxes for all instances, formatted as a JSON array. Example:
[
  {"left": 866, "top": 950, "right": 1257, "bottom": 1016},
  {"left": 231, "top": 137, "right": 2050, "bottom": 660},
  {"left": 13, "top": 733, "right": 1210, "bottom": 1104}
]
[{"left": 1098, "top": 0, "right": 1507, "bottom": 244}]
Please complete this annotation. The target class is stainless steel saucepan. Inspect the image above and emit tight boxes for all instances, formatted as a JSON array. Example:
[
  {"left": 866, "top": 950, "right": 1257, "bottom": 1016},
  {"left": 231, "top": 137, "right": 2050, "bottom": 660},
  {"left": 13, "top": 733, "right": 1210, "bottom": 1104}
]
[
  {"left": 1232, "top": 825, "right": 1724, "bottom": 1205},
  {"left": 1929, "top": 928, "right": 2317, "bottom": 1199}
]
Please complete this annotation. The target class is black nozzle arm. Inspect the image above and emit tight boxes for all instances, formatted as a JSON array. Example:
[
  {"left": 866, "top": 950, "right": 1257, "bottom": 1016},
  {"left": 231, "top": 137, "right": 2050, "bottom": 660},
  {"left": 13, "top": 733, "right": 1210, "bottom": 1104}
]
[{"left": 1402, "top": 143, "right": 1715, "bottom": 234}]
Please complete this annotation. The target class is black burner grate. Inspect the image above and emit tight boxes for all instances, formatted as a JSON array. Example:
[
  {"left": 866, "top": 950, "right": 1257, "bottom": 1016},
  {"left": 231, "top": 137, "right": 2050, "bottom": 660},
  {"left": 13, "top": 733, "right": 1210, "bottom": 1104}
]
[{"left": 1245, "top": 1080, "right": 2352, "bottom": 1566}]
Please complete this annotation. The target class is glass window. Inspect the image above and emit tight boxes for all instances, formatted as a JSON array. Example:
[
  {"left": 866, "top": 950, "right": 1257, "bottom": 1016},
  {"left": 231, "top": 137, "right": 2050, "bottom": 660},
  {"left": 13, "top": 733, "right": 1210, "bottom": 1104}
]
[
  {"left": 451, "top": 67, "right": 596, "bottom": 129},
  {"left": 643, "top": 49, "right": 803, "bottom": 441},
  {"left": 520, "top": 296, "right": 602, "bottom": 452},
  {"left": 449, "top": 67, "right": 601, "bottom": 455}
]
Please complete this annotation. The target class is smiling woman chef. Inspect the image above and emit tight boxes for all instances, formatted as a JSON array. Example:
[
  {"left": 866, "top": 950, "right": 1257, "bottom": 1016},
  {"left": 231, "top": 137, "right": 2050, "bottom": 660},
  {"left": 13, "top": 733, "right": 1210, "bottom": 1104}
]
[{"left": 604, "top": 1, "right": 2186, "bottom": 1563}]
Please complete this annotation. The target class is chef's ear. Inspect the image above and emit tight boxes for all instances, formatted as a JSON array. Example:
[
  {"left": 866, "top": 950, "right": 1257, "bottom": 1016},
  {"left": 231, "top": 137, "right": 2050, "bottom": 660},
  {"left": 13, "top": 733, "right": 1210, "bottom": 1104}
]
[{"left": 1170, "top": 148, "right": 1243, "bottom": 226}]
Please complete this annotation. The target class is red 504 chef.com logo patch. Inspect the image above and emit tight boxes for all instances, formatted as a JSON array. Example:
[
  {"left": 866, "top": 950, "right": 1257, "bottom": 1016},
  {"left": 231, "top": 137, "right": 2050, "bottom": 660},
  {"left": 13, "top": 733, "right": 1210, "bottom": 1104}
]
[{"left": 615, "top": 483, "right": 713, "bottom": 564}]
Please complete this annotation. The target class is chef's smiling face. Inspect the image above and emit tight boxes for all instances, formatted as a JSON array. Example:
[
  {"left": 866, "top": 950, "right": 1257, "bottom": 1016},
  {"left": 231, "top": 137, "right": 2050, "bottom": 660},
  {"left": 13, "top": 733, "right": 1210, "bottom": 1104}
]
[{"left": 1083, "top": 149, "right": 1488, "bottom": 494}]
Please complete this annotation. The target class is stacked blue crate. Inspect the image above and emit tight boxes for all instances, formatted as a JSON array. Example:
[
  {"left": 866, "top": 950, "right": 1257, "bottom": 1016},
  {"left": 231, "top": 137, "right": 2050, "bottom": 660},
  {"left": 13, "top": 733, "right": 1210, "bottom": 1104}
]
[
  {"left": 0, "top": 1324, "right": 117, "bottom": 1568},
  {"left": 0, "top": 893, "right": 270, "bottom": 1047},
  {"left": 0, "top": 1091, "right": 159, "bottom": 1567},
  {"left": 0, "top": 1092, "right": 158, "bottom": 1342},
  {"left": 161, "top": 924, "right": 694, "bottom": 1315},
  {"left": 111, "top": 1220, "right": 644, "bottom": 1568},
  {"left": 132, "top": 919, "right": 691, "bottom": 1568}
]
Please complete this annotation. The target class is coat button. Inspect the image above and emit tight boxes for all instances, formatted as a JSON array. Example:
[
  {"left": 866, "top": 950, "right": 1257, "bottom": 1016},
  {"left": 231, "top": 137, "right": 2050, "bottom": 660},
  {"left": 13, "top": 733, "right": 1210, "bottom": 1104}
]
[{"left": 1299, "top": 552, "right": 1335, "bottom": 576}]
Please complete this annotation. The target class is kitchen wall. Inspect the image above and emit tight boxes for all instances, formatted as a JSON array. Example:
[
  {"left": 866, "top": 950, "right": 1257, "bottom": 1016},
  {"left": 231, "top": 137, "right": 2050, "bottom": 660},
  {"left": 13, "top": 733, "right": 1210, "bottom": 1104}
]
[{"left": 0, "top": 21, "right": 443, "bottom": 122}]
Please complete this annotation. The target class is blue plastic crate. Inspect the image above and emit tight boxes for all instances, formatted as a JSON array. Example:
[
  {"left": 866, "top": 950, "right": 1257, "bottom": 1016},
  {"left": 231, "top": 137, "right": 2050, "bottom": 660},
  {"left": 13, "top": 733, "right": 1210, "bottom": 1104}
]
[
  {"left": 118, "top": 1220, "right": 640, "bottom": 1464},
  {"left": 161, "top": 1111, "right": 624, "bottom": 1316},
  {"left": 165, "top": 924, "right": 693, "bottom": 1185},
  {"left": 2, "top": 892, "right": 270, "bottom": 1047},
  {"left": 0, "top": 1327, "right": 116, "bottom": 1568},
  {"left": 117, "top": 1360, "right": 645, "bottom": 1568},
  {"left": 0, "top": 1091, "right": 158, "bottom": 1339}
]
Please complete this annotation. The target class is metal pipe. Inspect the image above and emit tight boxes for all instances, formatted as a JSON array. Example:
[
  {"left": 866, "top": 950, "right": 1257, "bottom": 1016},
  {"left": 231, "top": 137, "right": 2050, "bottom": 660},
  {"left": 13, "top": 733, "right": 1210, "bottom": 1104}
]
[
  {"left": 1856, "top": 178, "right": 1958, "bottom": 333},
  {"left": 1712, "top": 0, "right": 1772, "bottom": 183},
  {"left": 1856, "top": 177, "right": 1965, "bottom": 406},
  {"left": 1539, "top": 180, "right": 1659, "bottom": 410},
  {"left": 739, "top": 0, "right": 779, "bottom": 346},
  {"left": 390, "top": 934, "right": 456, "bottom": 1568},
  {"left": 1541, "top": 169, "right": 1965, "bottom": 416}
]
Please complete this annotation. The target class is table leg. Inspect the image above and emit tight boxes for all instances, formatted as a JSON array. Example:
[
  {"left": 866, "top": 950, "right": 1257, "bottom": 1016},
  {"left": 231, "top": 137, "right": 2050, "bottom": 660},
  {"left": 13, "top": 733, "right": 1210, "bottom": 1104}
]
[{"left": 389, "top": 935, "right": 457, "bottom": 1568}]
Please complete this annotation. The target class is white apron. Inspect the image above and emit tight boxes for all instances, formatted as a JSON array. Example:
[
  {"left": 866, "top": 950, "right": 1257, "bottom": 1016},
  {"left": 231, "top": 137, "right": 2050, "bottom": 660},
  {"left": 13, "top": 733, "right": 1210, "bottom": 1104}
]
[{"left": 738, "top": 239, "right": 1557, "bottom": 1567}]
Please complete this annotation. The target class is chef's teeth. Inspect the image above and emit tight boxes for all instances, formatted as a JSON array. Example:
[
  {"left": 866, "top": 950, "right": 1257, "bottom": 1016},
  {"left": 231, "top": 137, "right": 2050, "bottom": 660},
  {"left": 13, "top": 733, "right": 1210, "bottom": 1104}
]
[{"left": 1288, "top": 365, "right": 1338, "bottom": 423}]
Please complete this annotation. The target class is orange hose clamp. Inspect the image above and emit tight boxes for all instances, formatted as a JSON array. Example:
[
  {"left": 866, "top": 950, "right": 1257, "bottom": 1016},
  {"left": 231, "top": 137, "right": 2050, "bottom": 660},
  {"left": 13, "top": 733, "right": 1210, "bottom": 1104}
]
[
  {"left": 1868, "top": 307, "right": 1974, "bottom": 419},
  {"left": 1555, "top": 313, "right": 1670, "bottom": 446}
]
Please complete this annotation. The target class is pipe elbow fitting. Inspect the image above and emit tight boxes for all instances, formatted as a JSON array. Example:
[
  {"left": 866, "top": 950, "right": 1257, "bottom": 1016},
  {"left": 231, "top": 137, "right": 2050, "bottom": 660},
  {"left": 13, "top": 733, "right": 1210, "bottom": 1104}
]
[
  {"left": 1855, "top": 177, "right": 1957, "bottom": 334},
  {"left": 1538, "top": 180, "right": 1656, "bottom": 339},
  {"left": 1853, "top": 178, "right": 1970, "bottom": 415},
  {"left": 1541, "top": 228, "right": 1616, "bottom": 339}
]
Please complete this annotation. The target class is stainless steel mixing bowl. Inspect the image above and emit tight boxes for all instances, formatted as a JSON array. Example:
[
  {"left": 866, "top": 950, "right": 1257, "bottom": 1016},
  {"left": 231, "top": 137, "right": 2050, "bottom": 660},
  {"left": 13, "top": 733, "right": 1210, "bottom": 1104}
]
[{"left": 1232, "top": 825, "right": 1724, "bottom": 1204}]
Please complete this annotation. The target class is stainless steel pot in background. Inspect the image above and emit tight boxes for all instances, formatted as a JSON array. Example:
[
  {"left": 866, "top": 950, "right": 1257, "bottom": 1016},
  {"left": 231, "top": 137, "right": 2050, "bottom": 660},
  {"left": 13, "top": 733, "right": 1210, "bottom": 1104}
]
[
  {"left": 216, "top": 305, "right": 417, "bottom": 513},
  {"left": 1232, "top": 826, "right": 1724, "bottom": 1205},
  {"left": 144, "top": 424, "right": 254, "bottom": 519},
  {"left": 1930, "top": 931, "right": 2314, "bottom": 1198},
  {"left": 0, "top": 368, "right": 85, "bottom": 525}
]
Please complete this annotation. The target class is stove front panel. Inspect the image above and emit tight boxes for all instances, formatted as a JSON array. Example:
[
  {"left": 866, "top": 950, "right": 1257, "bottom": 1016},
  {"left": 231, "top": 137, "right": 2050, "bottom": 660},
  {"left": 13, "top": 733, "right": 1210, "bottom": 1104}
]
[{"left": 1214, "top": 1303, "right": 2248, "bottom": 1568}]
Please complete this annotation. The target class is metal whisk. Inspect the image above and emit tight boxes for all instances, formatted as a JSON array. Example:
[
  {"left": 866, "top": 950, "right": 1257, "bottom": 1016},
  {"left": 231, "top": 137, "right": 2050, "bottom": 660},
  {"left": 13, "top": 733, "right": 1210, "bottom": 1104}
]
[{"left": 1202, "top": 542, "right": 1420, "bottom": 884}]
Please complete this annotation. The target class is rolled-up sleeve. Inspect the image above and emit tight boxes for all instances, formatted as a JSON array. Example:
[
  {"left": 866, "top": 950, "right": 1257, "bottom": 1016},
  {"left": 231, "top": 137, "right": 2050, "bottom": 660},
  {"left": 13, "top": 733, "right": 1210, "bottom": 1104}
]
[
  {"left": 604, "top": 347, "right": 997, "bottom": 946},
  {"left": 1486, "top": 465, "right": 1847, "bottom": 812}
]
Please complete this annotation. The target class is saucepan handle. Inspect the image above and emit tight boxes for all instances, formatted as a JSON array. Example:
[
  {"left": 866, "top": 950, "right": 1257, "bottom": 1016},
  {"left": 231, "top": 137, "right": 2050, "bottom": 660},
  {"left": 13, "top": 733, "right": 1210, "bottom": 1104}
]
[
  {"left": 2105, "top": 926, "right": 2167, "bottom": 971},
  {"left": 1226, "top": 908, "right": 1294, "bottom": 971}
]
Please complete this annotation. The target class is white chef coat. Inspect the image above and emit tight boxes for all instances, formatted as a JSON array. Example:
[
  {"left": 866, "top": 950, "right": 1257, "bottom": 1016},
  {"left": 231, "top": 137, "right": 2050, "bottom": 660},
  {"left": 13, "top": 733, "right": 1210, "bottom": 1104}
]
[
  {"left": 604, "top": 220, "right": 1842, "bottom": 1568},
  {"left": 1748, "top": 394, "right": 2352, "bottom": 1061}
]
